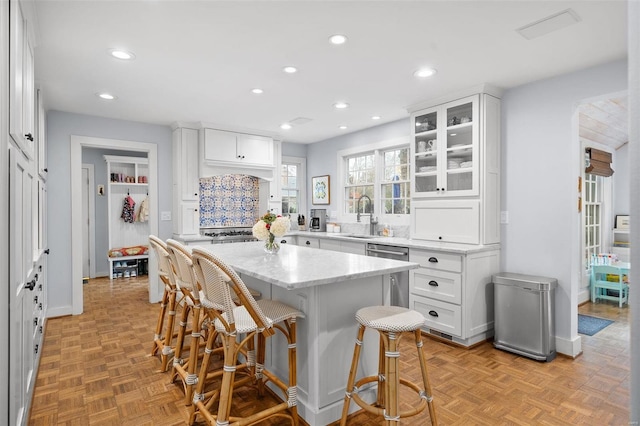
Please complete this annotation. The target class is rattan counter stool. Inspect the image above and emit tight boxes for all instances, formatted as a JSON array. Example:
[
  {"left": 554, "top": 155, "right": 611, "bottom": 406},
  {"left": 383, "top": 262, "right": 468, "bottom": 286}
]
[
  {"left": 340, "top": 305, "right": 438, "bottom": 426},
  {"left": 189, "top": 248, "right": 304, "bottom": 426},
  {"left": 149, "top": 235, "right": 185, "bottom": 372},
  {"left": 166, "top": 239, "right": 208, "bottom": 405}
]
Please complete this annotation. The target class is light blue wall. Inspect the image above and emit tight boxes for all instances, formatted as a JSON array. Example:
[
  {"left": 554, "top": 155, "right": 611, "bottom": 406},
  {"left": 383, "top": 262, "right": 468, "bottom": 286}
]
[
  {"left": 304, "top": 120, "right": 409, "bottom": 217},
  {"left": 500, "top": 59, "right": 627, "bottom": 345},
  {"left": 82, "top": 148, "right": 146, "bottom": 276},
  {"left": 282, "top": 141, "right": 307, "bottom": 158},
  {"left": 47, "top": 110, "right": 172, "bottom": 313}
]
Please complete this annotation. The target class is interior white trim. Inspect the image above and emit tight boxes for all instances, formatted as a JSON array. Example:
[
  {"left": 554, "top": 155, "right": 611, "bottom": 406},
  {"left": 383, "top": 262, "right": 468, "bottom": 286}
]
[
  {"left": 70, "top": 136, "right": 160, "bottom": 315},
  {"left": 282, "top": 155, "right": 307, "bottom": 217},
  {"left": 82, "top": 163, "right": 96, "bottom": 279}
]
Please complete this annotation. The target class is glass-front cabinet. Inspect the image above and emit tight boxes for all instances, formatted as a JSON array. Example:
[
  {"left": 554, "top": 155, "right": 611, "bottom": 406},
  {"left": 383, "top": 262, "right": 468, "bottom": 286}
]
[{"left": 412, "top": 95, "right": 479, "bottom": 197}]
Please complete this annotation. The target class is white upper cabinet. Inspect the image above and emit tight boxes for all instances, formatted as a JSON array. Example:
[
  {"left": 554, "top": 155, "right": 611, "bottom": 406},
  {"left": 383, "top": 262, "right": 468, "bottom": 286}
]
[
  {"left": 409, "top": 90, "right": 501, "bottom": 245},
  {"left": 203, "top": 128, "right": 274, "bottom": 167},
  {"left": 412, "top": 95, "right": 479, "bottom": 198},
  {"left": 173, "top": 127, "right": 199, "bottom": 201},
  {"left": 36, "top": 88, "right": 47, "bottom": 179},
  {"left": 9, "top": 0, "right": 35, "bottom": 159}
]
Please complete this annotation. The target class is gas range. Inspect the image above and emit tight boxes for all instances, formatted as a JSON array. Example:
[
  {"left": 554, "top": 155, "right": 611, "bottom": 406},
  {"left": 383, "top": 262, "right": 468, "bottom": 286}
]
[{"left": 201, "top": 227, "right": 257, "bottom": 244}]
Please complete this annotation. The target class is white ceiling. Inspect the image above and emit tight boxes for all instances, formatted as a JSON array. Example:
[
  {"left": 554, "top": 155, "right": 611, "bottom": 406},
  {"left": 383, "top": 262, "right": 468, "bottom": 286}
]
[{"left": 32, "top": 1, "right": 628, "bottom": 144}]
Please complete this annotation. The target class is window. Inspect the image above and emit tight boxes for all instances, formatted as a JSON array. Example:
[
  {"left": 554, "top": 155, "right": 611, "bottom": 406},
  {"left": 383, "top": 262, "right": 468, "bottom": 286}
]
[
  {"left": 344, "top": 153, "right": 375, "bottom": 214},
  {"left": 281, "top": 156, "right": 306, "bottom": 216},
  {"left": 584, "top": 173, "right": 603, "bottom": 266},
  {"left": 337, "top": 138, "right": 410, "bottom": 223},
  {"left": 381, "top": 148, "right": 410, "bottom": 215}
]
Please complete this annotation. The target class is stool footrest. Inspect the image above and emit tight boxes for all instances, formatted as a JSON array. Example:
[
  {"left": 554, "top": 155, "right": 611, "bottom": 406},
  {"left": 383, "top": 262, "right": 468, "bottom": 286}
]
[{"left": 349, "top": 375, "right": 429, "bottom": 419}]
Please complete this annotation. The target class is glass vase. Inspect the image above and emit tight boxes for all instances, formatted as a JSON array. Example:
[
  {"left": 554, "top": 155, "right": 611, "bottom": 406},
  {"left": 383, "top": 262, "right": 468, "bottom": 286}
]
[{"left": 264, "top": 234, "right": 280, "bottom": 254}]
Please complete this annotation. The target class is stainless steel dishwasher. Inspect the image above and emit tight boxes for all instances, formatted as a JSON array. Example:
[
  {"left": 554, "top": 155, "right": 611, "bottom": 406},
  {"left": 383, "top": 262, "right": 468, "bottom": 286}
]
[{"left": 366, "top": 243, "right": 409, "bottom": 307}]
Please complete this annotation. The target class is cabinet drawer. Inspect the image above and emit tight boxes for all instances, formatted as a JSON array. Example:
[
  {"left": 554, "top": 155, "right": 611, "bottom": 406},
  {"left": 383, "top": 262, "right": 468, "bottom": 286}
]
[
  {"left": 411, "top": 268, "right": 461, "bottom": 304},
  {"left": 409, "top": 250, "right": 462, "bottom": 273},
  {"left": 410, "top": 295, "right": 461, "bottom": 337}
]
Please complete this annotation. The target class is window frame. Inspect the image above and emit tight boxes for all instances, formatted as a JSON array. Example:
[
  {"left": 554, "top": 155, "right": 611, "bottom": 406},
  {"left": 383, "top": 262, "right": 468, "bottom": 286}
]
[
  {"left": 281, "top": 156, "right": 306, "bottom": 219},
  {"left": 336, "top": 137, "right": 410, "bottom": 225}
]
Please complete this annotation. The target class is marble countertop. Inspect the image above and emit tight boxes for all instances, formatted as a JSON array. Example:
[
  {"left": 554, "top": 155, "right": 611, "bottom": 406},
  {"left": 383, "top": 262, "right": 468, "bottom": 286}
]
[
  {"left": 191, "top": 241, "right": 418, "bottom": 290},
  {"left": 289, "top": 230, "right": 500, "bottom": 254}
]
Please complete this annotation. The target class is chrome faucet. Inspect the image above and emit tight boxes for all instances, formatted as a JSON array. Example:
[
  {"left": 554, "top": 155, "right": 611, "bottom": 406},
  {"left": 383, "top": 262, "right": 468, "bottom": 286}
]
[{"left": 356, "top": 195, "right": 378, "bottom": 235}]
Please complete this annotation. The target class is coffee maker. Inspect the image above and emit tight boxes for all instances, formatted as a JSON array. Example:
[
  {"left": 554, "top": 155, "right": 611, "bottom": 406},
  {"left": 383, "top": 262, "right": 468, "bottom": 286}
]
[{"left": 309, "top": 209, "right": 326, "bottom": 232}]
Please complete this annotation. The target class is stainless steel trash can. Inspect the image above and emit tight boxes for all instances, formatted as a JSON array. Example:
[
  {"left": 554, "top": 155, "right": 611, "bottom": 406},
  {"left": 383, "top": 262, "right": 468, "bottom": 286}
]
[{"left": 493, "top": 272, "right": 557, "bottom": 362}]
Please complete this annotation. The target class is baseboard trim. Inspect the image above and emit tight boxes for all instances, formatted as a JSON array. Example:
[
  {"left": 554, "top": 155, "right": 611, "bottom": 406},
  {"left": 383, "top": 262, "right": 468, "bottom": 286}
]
[
  {"left": 555, "top": 334, "right": 582, "bottom": 358},
  {"left": 46, "top": 305, "right": 73, "bottom": 319}
]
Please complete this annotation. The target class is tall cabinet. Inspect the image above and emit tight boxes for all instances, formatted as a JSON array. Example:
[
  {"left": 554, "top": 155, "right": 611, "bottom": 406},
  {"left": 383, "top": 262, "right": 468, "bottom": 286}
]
[
  {"left": 7, "top": 1, "right": 48, "bottom": 423},
  {"left": 407, "top": 88, "right": 502, "bottom": 347},
  {"left": 172, "top": 126, "right": 200, "bottom": 237}
]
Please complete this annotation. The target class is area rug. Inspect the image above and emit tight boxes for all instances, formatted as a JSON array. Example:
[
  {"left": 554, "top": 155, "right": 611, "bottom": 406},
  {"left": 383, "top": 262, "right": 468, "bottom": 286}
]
[{"left": 578, "top": 314, "right": 614, "bottom": 336}]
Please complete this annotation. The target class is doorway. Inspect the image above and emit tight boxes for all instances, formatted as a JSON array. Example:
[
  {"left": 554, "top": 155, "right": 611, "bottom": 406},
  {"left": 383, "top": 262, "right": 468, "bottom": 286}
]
[
  {"left": 577, "top": 93, "right": 629, "bottom": 305},
  {"left": 70, "top": 136, "right": 160, "bottom": 315}
]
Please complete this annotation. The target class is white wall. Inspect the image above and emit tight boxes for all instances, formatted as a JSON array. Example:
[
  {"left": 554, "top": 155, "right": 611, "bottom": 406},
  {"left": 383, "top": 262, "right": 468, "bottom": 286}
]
[
  {"left": 501, "top": 59, "right": 627, "bottom": 355},
  {"left": 614, "top": 142, "right": 630, "bottom": 216},
  {"left": 47, "top": 111, "right": 172, "bottom": 313}
]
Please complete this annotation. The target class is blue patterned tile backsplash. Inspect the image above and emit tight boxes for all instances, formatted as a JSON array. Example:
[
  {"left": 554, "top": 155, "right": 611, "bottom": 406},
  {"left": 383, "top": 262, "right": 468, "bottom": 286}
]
[{"left": 199, "top": 175, "right": 260, "bottom": 227}]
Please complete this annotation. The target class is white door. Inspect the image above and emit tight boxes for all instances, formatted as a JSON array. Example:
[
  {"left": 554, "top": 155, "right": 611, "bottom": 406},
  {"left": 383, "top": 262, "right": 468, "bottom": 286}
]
[{"left": 9, "top": 145, "right": 36, "bottom": 426}]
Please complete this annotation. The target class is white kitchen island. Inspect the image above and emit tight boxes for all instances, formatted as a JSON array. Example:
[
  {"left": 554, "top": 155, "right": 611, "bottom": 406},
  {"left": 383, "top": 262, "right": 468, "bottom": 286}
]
[{"left": 193, "top": 241, "right": 419, "bottom": 426}]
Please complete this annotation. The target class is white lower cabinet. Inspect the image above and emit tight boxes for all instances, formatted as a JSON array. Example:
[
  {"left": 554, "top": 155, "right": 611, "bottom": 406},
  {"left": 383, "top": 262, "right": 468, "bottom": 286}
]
[
  {"left": 409, "top": 246, "right": 500, "bottom": 346},
  {"left": 297, "top": 237, "right": 320, "bottom": 248}
]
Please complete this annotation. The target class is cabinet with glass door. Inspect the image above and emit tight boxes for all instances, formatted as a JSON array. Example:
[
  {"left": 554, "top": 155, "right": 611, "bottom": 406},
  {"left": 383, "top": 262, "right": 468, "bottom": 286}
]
[{"left": 412, "top": 95, "right": 479, "bottom": 198}]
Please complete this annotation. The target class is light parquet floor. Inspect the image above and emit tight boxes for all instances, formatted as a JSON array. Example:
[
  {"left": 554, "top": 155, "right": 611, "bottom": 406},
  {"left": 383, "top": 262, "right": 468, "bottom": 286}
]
[{"left": 29, "top": 276, "right": 629, "bottom": 425}]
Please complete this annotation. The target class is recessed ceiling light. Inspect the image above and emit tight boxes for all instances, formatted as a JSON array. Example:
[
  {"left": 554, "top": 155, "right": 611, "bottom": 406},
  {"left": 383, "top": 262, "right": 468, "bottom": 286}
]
[
  {"left": 109, "top": 49, "right": 135, "bottom": 60},
  {"left": 252, "top": 88, "right": 264, "bottom": 94},
  {"left": 329, "top": 34, "right": 347, "bottom": 45},
  {"left": 280, "top": 123, "right": 292, "bottom": 130},
  {"left": 371, "top": 115, "right": 381, "bottom": 120},
  {"left": 333, "top": 102, "right": 349, "bottom": 109},
  {"left": 413, "top": 68, "right": 437, "bottom": 78},
  {"left": 283, "top": 66, "right": 298, "bottom": 74},
  {"left": 339, "top": 125, "right": 347, "bottom": 130},
  {"left": 96, "top": 92, "right": 116, "bottom": 100}
]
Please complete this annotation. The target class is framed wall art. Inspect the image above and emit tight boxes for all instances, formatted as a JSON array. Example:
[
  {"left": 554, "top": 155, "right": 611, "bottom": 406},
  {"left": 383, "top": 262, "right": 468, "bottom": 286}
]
[{"left": 312, "top": 175, "right": 330, "bottom": 205}]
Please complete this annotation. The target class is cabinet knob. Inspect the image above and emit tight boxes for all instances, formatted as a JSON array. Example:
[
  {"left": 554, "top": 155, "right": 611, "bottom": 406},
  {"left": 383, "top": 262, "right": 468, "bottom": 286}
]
[
  {"left": 438, "top": 236, "right": 443, "bottom": 240},
  {"left": 428, "top": 280, "right": 439, "bottom": 287},
  {"left": 194, "top": 193, "right": 198, "bottom": 196},
  {"left": 44, "top": 168, "right": 48, "bottom": 172},
  {"left": 428, "top": 310, "right": 439, "bottom": 318},
  {"left": 280, "top": 240, "right": 287, "bottom": 244},
  {"left": 194, "top": 209, "right": 198, "bottom": 212},
  {"left": 34, "top": 344, "right": 39, "bottom": 354},
  {"left": 25, "top": 133, "right": 34, "bottom": 142},
  {"left": 44, "top": 249, "right": 50, "bottom": 255},
  {"left": 25, "top": 280, "right": 37, "bottom": 291},
  {"left": 306, "top": 241, "right": 311, "bottom": 245},
  {"left": 428, "top": 257, "right": 438, "bottom": 263}
]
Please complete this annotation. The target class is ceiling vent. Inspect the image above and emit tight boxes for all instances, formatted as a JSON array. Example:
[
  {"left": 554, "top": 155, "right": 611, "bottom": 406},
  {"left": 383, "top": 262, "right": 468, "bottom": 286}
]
[
  {"left": 517, "top": 9, "right": 581, "bottom": 40},
  {"left": 289, "top": 117, "right": 313, "bottom": 126}
]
